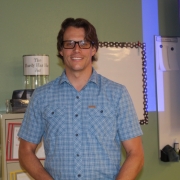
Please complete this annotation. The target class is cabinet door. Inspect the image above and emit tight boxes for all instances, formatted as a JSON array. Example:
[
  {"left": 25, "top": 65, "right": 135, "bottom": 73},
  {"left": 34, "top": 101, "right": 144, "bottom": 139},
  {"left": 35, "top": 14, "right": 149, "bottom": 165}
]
[
  {"left": 1, "top": 113, "right": 25, "bottom": 180},
  {"left": 1, "top": 113, "right": 45, "bottom": 180}
]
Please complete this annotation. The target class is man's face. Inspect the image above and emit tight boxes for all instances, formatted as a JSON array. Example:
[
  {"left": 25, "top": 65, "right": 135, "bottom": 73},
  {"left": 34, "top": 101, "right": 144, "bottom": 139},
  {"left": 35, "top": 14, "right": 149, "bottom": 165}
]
[{"left": 59, "top": 26, "right": 96, "bottom": 74}]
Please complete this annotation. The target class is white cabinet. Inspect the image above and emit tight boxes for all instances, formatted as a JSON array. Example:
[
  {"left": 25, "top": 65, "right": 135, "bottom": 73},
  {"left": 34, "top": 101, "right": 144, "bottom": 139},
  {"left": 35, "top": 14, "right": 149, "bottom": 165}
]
[
  {"left": 0, "top": 113, "right": 36, "bottom": 180},
  {"left": 0, "top": 113, "right": 25, "bottom": 180}
]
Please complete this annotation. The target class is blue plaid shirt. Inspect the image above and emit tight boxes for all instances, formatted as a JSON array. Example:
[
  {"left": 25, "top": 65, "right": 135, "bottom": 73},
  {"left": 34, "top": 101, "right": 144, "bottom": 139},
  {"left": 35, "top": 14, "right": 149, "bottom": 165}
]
[{"left": 18, "top": 69, "right": 143, "bottom": 180}]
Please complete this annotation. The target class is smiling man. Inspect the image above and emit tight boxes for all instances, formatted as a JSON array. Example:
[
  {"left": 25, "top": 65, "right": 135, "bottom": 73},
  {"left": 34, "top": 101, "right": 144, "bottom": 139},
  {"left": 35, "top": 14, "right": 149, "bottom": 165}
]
[
  {"left": 18, "top": 18, "right": 144, "bottom": 180},
  {"left": 59, "top": 26, "right": 96, "bottom": 91}
]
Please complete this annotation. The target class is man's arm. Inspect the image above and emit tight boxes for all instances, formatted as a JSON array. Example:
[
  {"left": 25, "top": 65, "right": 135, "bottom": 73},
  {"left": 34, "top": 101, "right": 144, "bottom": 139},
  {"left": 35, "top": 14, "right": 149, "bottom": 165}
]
[
  {"left": 116, "top": 136, "right": 144, "bottom": 180},
  {"left": 19, "top": 138, "right": 53, "bottom": 180}
]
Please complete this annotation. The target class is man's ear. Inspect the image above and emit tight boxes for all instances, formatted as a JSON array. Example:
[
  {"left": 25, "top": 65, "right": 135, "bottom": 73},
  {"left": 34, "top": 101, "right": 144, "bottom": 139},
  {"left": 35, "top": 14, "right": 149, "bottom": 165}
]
[
  {"left": 92, "top": 47, "right": 97, "bottom": 56},
  {"left": 59, "top": 50, "right": 63, "bottom": 56}
]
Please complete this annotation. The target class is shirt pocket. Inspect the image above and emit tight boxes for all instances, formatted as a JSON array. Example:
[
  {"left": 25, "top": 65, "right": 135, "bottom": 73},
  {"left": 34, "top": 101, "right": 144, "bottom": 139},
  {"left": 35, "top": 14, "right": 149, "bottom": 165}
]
[
  {"left": 87, "top": 105, "right": 116, "bottom": 139},
  {"left": 42, "top": 105, "right": 67, "bottom": 138}
]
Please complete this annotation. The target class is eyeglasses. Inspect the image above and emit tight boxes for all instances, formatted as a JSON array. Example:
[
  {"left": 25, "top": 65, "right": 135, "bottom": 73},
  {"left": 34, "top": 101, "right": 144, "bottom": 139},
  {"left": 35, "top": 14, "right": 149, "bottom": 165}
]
[{"left": 62, "top": 40, "right": 94, "bottom": 49}]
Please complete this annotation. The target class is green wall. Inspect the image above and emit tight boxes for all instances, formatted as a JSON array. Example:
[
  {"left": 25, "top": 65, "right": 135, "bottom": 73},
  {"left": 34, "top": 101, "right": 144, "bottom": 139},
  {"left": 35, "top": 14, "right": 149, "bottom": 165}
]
[
  {"left": 1, "top": 0, "right": 180, "bottom": 179},
  {"left": 0, "top": 0, "right": 142, "bottom": 108}
]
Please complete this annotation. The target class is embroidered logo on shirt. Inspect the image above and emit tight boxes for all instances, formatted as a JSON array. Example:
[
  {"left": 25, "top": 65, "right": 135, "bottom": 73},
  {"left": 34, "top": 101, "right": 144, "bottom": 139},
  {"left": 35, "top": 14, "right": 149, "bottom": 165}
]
[{"left": 88, "top": 105, "right": 96, "bottom": 108}]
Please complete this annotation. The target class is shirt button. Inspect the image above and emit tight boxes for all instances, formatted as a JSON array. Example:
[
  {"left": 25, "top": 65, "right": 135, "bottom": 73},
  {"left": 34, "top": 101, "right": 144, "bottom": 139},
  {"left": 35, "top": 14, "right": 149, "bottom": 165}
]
[
  {"left": 77, "top": 154, "right": 79, "bottom": 156},
  {"left": 78, "top": 174, "right": 81, "bottom": 177},
  {"left": 100, "top": 110, "right": 103, "bottom": 113},
  {"left": 75, "top": 114, "right": 78, "bottom": 117},
  {"left": 76, "top": 134, "right": 78, "bottom": 136},
  {"left": 76, "top": 96, "right": 79, "bottom": 99},
  {"left": 51, "top": 112, "right": 54, "bottom": 114}
]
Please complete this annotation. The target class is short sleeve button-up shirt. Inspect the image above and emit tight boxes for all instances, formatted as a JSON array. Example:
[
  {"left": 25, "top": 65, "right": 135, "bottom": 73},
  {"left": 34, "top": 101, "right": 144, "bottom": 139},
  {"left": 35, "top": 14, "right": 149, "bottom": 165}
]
[{"left": 18, "top": 69, "right": 143, "bottom": 180}]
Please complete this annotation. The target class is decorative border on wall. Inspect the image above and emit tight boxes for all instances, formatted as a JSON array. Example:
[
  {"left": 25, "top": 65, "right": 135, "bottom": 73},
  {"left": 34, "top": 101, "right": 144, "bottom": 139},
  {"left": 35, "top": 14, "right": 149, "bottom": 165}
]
[{"left": 98, "top": 42, "right": 148, "bottom": 125}]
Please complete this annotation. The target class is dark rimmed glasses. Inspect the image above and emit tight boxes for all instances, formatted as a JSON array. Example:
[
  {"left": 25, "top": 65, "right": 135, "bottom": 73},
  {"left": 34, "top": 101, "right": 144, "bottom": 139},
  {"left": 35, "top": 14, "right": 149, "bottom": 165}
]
[{"left": 62, "top": 40, "right": 94, "bottom": 49}]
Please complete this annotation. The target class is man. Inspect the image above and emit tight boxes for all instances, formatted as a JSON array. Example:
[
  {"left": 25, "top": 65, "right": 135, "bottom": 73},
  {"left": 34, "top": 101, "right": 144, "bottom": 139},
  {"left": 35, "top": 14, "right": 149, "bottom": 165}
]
[{"left": 18, "top": 18, "right": 144, "bottom": 180}]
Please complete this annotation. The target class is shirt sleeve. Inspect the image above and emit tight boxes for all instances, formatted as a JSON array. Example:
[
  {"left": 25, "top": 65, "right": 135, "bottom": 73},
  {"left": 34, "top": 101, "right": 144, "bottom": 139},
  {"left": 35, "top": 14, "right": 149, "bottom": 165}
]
[
  {"left": 117, "top": 86, "right": 143, "bottom": 141},
  {"left": 18, "top": 88, "right": 45, "bottom": 144}
]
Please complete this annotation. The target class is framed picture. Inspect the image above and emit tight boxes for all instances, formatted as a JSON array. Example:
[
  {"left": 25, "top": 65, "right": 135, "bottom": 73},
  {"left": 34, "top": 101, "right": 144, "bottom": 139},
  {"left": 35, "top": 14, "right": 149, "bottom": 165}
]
[
  {"left": 6, "top": 123, "right": 21, "bottom": 161},
  {"left": 6, "top": 122, "right": 45, "bottom": 161}
]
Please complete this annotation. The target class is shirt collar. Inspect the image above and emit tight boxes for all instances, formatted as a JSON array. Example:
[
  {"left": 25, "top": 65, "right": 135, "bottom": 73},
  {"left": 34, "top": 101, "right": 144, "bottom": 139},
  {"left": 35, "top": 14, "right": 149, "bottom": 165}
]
[
  {"left": 59, "top": 71, "right": 69, "bottom": 84},
  {"left": 88, "top": 68, "right": 99, "bottom": 86},
  {"left": 59, "top": 67, "right": 99, "bottom": 86}
]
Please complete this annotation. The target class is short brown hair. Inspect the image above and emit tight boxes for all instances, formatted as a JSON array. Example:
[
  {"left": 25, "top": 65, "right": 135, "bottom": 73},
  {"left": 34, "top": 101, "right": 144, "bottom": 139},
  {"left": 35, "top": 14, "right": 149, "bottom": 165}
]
[{"left": 57, "top": 18, "right": 99, "bottom": 62}]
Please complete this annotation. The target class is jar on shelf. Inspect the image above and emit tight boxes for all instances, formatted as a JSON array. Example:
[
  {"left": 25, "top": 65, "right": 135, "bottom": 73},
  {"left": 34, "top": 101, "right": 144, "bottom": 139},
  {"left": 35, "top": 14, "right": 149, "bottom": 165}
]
[{"left": 23, "top": 55, "right": 49, "bottom": 89}]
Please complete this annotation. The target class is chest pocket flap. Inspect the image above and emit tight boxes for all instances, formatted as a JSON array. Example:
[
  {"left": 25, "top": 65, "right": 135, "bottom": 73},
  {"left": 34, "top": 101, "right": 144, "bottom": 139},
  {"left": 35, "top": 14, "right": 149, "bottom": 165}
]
[
  {"left": 87, "top": 105, "right": 116, "bottom": 138},
  {"left": 42, "top": 106, "right": 67, "bottom": 138}
]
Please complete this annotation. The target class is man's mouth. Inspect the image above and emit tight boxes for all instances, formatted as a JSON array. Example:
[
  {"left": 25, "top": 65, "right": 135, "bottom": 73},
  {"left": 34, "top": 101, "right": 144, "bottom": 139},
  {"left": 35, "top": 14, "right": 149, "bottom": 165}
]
[{"left": 71, "top": 57, "right": 82, "bottom": 60}]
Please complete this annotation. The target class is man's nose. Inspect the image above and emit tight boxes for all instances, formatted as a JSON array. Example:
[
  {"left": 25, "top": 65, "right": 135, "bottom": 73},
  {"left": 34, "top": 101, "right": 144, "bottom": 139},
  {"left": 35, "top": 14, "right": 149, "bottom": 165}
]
[{"left": 73, "top": 43, "right": 81, "bottom": 52}]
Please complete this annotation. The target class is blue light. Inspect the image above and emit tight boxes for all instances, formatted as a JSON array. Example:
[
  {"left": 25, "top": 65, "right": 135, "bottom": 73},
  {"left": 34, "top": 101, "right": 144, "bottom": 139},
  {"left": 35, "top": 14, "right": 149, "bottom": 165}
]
[{"left": 141, "top": 0, "right": 159, "bottom": 111}]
